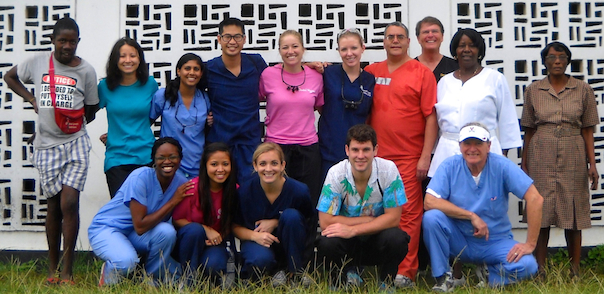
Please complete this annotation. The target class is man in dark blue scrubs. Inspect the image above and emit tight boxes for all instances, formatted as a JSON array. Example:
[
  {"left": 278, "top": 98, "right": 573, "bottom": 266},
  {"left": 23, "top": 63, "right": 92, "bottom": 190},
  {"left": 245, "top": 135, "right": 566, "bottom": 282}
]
[{"left": 206, "top": 18, "right": 267, "bottom": 183}]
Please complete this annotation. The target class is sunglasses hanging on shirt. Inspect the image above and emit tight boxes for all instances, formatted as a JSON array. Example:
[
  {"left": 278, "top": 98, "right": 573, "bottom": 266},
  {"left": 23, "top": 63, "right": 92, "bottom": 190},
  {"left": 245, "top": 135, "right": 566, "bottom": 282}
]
[
  {"left": 341, "top": 66, "right": 364, "bottom": 110},
  {"left": 281, "top": 66, "right": 306, "bottom": 93}
]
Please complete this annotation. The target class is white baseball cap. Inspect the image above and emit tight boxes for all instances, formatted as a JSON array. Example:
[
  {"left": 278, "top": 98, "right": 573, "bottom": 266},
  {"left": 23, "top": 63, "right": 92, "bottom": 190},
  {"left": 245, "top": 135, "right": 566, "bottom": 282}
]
[{"left": 459, "top": 125, "right": 490, "bottom": 142}]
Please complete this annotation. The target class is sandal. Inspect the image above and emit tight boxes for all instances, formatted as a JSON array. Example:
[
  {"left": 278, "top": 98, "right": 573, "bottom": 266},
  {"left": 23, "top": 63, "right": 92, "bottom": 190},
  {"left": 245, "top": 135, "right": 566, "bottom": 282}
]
[
  {"left": 60, "top": 279, "right": 76, "bottom": 286},
  {"left": 45, "top": 277, "right": 60, "bottom": 285}
]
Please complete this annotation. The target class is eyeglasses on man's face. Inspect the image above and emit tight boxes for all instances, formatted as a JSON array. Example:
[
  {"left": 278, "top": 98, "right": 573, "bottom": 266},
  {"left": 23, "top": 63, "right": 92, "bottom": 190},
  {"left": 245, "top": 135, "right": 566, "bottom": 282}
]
[
  {"left": 220, "top": 34, "right": 244, "bottom": 42},
  {"left": 385, "top": 34, "right": 407, "bottom": 41}
]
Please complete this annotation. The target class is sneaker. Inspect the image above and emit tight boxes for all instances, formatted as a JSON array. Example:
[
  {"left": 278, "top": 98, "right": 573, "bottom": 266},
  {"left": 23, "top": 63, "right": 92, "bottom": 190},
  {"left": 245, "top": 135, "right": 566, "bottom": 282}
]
[
  {"left": 271, "top": 270, "right": 288, "bottom": 287},
  {"left": 345, "top": 270, "right": 363, "bottom": 288},
  {"left": 98, "top": 262, "right": 107, "bottom": 287},
  {"left": 394, "top": 274, "right": 415, "bottom": 288},
  {"left": 378, "top": 281, "right": 395, "bottom": 293},
  {"left": 432, "top": 272, "right": 454, "bottom": 292},
  {"left": 452, "top": 275, "right": 466, "bottom": 287},
  {"left": 296, "top": 273, "right": 313, "bottom": 287},
  {"left": 475, "top": 263, "right": 489, "bottom": 288}
]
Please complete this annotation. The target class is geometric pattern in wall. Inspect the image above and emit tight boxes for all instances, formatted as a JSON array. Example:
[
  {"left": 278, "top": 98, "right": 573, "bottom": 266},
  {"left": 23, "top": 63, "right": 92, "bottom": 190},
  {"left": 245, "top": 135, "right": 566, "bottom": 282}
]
[
  {"left": 451, "top": 1, "right": 604, "bottom": 227},
  {"left": 122, "top": 0, "right": 604, "bottom": 228},
  {"left": 0, "top": 1, "right": 74, "bottom": 231},
  {"left": 0, "top": 0, "right": 603, "bottom": 232}
]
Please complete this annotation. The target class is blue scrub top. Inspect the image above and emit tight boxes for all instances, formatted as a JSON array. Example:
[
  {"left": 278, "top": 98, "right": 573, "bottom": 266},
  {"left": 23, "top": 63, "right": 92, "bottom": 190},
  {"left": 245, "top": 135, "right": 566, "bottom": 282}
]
[
  {"left": 428, "top": 153, "right": 533, "bottom": 239},
  {"left": 206, "top": 53, "right": 267, "bottom": 146},
  {"left": 235, "top": 174, "right": 314, "bottom": 231},
  {"left": 150, "top": 88, "right": 210, "bottom": 178},
  {"left": 318, "top": 64, "right": 375, "bottom": 164},
  {"left": 88, "top": 167, "right": 188, "bottom": 235}
]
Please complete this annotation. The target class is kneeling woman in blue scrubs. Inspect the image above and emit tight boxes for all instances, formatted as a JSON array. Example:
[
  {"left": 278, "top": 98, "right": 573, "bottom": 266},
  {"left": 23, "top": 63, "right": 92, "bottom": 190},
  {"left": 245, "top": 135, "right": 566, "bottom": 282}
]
[
  {"left": 89, "top": 137, "right": 194, "bottom": 286},
  {"left": 151, "top": 53, "right": 211, "bottom": 179},
  {"left": 233, "top": 142, "right": 314, "bottom": 284}
]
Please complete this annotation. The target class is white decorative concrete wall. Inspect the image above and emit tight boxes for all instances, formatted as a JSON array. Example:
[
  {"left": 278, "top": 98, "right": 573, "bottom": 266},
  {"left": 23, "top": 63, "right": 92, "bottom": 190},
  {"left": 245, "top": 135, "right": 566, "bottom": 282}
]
[{"left": 0, "top": 0, "right": 603, "bottom": 250}]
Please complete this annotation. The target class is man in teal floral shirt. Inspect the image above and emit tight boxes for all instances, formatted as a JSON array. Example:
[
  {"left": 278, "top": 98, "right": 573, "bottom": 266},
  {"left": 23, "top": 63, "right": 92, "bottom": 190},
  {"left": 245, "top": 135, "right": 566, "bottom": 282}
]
[{"left": 316, "top": 124, "right": 410, "bottom": 290}]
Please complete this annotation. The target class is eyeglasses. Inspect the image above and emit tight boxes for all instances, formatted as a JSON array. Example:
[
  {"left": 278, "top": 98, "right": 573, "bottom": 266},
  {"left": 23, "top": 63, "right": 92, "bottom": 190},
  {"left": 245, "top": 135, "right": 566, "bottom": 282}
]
[
  {"left": 220, "top": 34, "right": 244, "bottom": 42},
  {"left": 385, "top": 34, "right": 407, "bottom": 41},
  {"left": 155, "top": 155, "right": 180, "bottom": 162},
  {"left": 340, "top": 67, "right": 365, "bottom": 110},
  {"left": 175, "top": 100, "right": 198, "bottom": 133},
  {"left": 545, "top": 55, "right": 568, "bottom": 62},
  {"left": 337, "top": 28, "right": 364, "bottom": 41}
]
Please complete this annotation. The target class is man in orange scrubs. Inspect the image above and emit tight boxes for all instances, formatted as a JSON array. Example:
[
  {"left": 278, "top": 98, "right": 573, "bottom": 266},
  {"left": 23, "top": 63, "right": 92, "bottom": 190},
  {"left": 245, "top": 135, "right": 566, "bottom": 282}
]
[{"left": 365, "top": 21, "right": 437, "bottom": 288}]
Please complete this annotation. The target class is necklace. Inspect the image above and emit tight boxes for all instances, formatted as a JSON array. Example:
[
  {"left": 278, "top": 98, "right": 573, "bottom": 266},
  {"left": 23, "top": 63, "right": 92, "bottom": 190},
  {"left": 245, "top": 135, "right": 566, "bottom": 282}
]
[
  {"left": 458, "top": 66, "right": 480, "bottom": 80},
  {"left": 281, "top": 66, "right": 305, "bottom": 93}
]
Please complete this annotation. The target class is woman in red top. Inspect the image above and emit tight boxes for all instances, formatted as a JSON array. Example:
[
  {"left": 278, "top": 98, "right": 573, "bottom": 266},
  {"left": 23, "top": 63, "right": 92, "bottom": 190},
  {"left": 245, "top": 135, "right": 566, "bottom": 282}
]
[{"left": 172, "top": 142, "right": 238, "bottom": 285}]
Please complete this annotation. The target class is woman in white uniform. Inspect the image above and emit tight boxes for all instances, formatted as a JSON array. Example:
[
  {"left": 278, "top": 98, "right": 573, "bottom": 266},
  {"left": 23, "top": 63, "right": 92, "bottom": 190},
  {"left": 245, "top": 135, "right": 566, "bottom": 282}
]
[{"left": 428, "top": 28, "right": 521, "bottom": 177}]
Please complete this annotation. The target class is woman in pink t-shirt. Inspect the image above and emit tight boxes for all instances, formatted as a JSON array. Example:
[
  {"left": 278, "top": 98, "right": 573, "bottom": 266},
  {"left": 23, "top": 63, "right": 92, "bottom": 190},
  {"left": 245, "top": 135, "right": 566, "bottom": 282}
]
[
  {"left": 259, "top": 30, "right": 324, "bottom": 206},
  {"left": 172, "top": 142, "right": 238, "bottom": 285}
]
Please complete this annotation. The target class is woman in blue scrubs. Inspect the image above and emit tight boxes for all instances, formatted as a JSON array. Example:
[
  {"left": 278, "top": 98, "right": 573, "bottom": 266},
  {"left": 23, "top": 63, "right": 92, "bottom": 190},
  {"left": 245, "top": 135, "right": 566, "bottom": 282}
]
[
  {"left": 151, "top": 53, "right": 211, "bottom": 179},
  {"left": 89, "top": 137, "right": 194, "bottom": 286},
  {"left": 318, "top": 28, "right": 375, "bottom": 179},
  {"left": 233, "top": 142, "right": 314, "bottom": 286}
]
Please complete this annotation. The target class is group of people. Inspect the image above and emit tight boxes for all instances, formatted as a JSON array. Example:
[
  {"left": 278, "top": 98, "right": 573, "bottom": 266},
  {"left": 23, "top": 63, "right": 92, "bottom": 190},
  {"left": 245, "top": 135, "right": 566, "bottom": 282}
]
[{"left": 4, "top": 13, "right": 599, "bottom": 292}]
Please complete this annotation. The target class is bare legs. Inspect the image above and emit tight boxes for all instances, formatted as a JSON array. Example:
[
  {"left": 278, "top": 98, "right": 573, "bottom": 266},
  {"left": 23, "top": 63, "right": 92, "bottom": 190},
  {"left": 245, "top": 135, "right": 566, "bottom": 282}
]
[
  {"left": 534, "top": 227, "right": 550, "bottom": 271},
  {"left": 45, "top": 185, "right": 80, "bottom": 280},
  {"left": 565, "top": 229, "right": 581, "bottom": 276},
  {"left": 535, "top": 227, "right": 582, "bottom": 276}
]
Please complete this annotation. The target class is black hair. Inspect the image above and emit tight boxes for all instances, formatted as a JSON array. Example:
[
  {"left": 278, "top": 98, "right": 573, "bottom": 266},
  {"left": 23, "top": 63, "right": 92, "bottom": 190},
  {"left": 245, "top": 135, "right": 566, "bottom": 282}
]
[
  {"left": 53, "top": 17, "right": 79, "bottom": 37},
  {"left": 151, "top": 137, "right": 183, "bottom": 161},
  {"left": 164, "top": 53, "right": 205, "bottom": 107},
  {"left": 450, "top": 28, "right": 487, "bottom": 63},
  {"left": 218, "top": 18, "right": 245, "bottom": 35},
  {"left": 346, "top": 124, "right": 378, "bottom": 147},
  {"left": 197, "top": 142, "right": 238, "bottom": 237},
  {"left": 540, "top": 41, "right": 572, "bottom": 65},
  {"left": 105, "top": 37, "right": 149, "bottom": 91},
  {"left": 415, "top": 16, "right": 444, "bottom": 37}
]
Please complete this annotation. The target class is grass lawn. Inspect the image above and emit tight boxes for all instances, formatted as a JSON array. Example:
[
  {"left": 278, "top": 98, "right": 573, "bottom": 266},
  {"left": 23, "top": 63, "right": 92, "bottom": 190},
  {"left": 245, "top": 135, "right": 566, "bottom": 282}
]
[{"left": 1, "top": 253, "right": 603, "bottom": 293}]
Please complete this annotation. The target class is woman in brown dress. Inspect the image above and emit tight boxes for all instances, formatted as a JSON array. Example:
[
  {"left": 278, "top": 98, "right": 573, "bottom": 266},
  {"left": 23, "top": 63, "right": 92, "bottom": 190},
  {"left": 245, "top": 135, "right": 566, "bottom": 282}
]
[{"left": 521, "top": 41, "right": 599, "bottom": 276}]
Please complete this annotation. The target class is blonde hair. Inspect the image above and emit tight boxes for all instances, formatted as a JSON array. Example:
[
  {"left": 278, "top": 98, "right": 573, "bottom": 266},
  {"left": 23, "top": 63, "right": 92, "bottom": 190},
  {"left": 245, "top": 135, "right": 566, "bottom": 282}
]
[
  {"left": 278, "top": 30, "right": 304, "bottom": 49},
  {"left": 337, "top": 28, "right": 364, "bottom": 47},
  {"left": 252, "top": 142, "right": 285, "bottom": 165}
]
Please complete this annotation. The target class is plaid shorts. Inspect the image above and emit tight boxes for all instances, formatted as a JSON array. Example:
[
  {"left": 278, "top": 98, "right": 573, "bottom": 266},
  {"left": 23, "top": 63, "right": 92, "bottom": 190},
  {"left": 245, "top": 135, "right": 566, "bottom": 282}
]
[{"left": 34, "top": 134, "right": 91, "bottom": 197}]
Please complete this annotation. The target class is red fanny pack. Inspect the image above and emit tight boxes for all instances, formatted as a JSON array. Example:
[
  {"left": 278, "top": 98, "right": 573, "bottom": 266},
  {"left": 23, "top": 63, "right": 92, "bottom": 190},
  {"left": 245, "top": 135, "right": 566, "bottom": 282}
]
[{"left": 49, "top": 54, "right": 84, "bottom": 134}]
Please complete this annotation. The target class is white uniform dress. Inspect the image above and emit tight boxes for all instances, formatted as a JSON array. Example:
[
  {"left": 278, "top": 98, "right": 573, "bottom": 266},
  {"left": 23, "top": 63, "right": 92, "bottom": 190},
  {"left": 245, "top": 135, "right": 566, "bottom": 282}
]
[{"left": 428, "top": 67, "right": 522, "bottom": 177}]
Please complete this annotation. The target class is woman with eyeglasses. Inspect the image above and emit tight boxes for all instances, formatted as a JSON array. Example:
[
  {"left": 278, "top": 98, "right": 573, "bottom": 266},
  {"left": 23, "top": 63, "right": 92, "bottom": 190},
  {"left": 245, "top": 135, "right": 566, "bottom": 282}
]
[
  {"left": 89, "top": 137, "right": 194, "bottom": 286},
  {"left": 521, "top": 42, "right": 598, "bottom": 276},
  {"left": 318, "top": 28, "right": 375, "bottom": 180},
  {"left": 259, "top": 30, "right": 324, "bottom": 206},
  {"left": 428, "top": 28, "right": 521, "bottom": 178},
  {"left": 151, "top": 53, "right": 211, "bottom": 179},
  {"left": 98, "top": 37, "right": 158, "bottom": 198}
]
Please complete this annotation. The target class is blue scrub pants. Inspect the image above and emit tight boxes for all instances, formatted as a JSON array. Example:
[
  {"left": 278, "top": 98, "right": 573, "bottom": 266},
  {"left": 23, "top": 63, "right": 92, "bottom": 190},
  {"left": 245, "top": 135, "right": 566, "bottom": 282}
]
[
  {"left": 423, "top": 210, "right": 538, "bottom": 286},
  {"left": 231, "top": 143, "right": 257, "bottom": 184},
  {"left": 174, "top": 223, "right": 228, "bottom": 277},
  {"left": 239, "top": 209, "right": 307, "bottom": 279},
  {"left": 89, "top": 222, "right": 181, "bottom": 285}
]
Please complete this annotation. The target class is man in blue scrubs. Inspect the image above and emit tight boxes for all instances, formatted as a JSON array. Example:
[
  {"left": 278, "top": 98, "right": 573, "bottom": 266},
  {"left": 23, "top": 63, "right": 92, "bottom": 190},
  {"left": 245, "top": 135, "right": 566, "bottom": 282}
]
[
  {"left": 206, "top": 18, "right": 267, "bottom": 183},
  {"left": 423, "top": 122, "right": 543, "bottom": 291}
]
